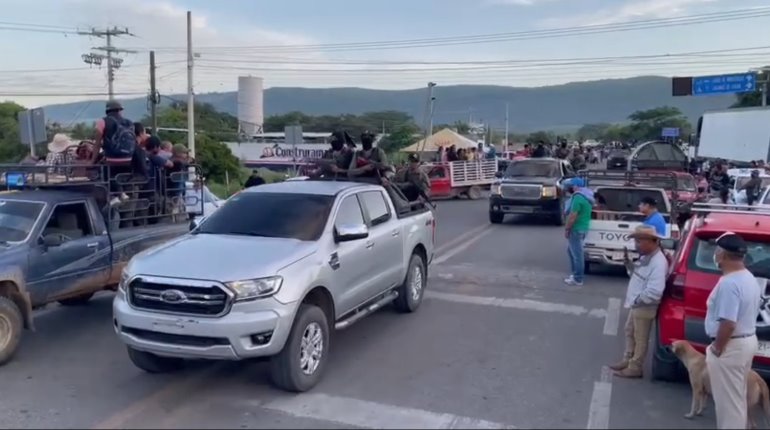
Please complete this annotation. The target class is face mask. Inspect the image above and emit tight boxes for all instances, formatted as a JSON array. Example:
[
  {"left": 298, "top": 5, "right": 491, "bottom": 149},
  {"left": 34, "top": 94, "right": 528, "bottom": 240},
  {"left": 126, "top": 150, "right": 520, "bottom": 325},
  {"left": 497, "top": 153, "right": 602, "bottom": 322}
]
[{"left": 713, "top": 252, "right": 721, "bottom": 269}]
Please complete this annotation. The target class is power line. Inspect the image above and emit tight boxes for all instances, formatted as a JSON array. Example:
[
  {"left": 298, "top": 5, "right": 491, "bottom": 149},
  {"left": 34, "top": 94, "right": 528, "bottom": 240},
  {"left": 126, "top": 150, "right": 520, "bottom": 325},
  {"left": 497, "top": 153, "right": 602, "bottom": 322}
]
[
  {"left": 127, "top": 7, "right": 770, "bottom": 53},
  {"left": 78, "top": 27, "right": 137, "bottom": 99}
]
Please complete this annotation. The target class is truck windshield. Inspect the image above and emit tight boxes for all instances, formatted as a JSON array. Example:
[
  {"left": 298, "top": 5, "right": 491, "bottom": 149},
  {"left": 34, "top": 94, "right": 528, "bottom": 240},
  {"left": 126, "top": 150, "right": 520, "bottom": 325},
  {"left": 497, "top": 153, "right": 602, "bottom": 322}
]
[
  {"left": 0, "top": 200, "right": 44, "bottom": 242},
  {"left": 195, "top": 192, "right": 334, "bottom": 241},
  {"left": 505, "top": 161, "right": 560, "bottom": 177},
  {"left": 637, "top": 177, "right": 696, "bottom": 191},
  {"left": 596, "top": 188, "right": 670, "bottom": 214},
  {"left": 690, "top": 238, "right": 770, "bottom": 279}
]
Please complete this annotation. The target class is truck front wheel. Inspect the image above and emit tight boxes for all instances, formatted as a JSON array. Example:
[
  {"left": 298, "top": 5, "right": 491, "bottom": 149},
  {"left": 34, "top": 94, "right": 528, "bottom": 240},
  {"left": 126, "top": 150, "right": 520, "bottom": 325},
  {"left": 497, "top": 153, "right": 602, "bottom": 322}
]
[
  {"left": 270, "top": 304, "right": 330, "bottom": 392},
  {"left": 127, "top": 347, "right": 184, "bottom": 373},
  {"left": 489, "top": 212, "right": 504, "bottom": 224},
  {"left": 0, "top": 296, "right": 22, "bottom": 365}
]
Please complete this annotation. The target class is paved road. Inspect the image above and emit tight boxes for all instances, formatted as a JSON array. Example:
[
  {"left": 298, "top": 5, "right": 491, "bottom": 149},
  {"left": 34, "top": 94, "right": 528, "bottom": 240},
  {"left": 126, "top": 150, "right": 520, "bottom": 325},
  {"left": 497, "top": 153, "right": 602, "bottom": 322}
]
[{"left": 0, "top": 198, "right": 710, "bottom": 429}]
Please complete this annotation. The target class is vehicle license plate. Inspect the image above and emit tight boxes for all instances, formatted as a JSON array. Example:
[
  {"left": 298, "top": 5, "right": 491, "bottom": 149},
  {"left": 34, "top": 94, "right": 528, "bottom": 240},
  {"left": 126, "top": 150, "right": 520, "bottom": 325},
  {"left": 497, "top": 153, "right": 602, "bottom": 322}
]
[
  {"left": 757, "top": 341, "right": 770, "bottom": 358},
  {"left": 610, "top": 251, "right": 624, "bottom": 260},
  {"left": 503, "top": 206, "right": 533, "bottom": 213}
]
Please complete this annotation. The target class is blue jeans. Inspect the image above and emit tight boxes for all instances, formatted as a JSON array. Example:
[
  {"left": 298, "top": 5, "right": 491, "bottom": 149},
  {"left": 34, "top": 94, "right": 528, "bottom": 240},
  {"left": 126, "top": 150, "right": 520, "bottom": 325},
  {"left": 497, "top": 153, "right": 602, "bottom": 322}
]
[{"left": 567, "top": 230, "right": 586, "bottom": 283}]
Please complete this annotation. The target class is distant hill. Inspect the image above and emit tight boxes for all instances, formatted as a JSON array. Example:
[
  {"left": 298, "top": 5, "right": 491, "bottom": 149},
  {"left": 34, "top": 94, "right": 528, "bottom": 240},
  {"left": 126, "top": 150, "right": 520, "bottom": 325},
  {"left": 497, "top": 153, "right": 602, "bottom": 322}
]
[{"left": 41, "top": 76, "right": 735, "bottom": 132}]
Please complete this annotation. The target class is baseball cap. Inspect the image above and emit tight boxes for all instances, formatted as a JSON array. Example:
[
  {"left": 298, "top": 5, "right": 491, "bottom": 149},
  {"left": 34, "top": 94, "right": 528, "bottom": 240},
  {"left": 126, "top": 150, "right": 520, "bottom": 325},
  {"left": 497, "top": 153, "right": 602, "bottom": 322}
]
[
  {"left": 105, "top": 100, "right": 123, "bottom": 112},
  {"left": 564, "top": 177, "right": 585, "bottom": 188},
  {"left": 408, "top": 153, "right": 420, "bottom": 162},
  {"left": 639, "top": 196, "right": 658, "bottom": 207},
  {"left": 172, "top": 143, "right": 190, "bottom": 155},
  {"left": 715, "top": 232, "right": 747, "bottom": 254}
]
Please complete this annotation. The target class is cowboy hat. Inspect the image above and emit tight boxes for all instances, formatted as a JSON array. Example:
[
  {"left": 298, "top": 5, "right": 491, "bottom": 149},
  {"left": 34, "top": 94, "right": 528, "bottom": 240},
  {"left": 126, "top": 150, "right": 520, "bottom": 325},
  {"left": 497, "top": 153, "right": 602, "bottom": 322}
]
[
  {"left": 629, "top": 225, "right": 663, "bottom": 240},
  {"left": 48, "top": 134, "right": 75, "bottom": 154}
]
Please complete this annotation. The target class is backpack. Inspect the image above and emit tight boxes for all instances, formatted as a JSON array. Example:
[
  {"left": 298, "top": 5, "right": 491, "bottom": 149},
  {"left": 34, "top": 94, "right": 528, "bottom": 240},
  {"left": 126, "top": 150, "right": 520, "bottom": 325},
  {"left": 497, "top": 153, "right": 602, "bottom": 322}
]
[{"left": 103, "top": 116, "right": 136, "bottom": 158}]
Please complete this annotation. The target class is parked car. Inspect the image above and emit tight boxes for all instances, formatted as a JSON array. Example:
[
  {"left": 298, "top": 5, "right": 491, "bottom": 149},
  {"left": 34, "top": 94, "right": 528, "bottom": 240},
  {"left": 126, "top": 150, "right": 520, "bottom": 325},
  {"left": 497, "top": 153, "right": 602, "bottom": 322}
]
[
  {"left": 0, "top": 163, "right": 200, "bottom": 365},
  {"left": 653, "top": 203, "right": 770, "bottom": 381},
  {"left": 489, "top": 158, "right": 575, "bottom": 225},
  {"left": 113, "top": 178, "right": 435, "bottom": 392}
]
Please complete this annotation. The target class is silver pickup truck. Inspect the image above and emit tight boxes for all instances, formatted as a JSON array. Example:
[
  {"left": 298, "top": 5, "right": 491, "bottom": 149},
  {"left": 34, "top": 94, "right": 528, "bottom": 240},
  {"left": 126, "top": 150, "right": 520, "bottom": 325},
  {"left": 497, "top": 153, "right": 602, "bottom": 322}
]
[{"left": 113, "top": 179, "right": 435, "bottom": 392}]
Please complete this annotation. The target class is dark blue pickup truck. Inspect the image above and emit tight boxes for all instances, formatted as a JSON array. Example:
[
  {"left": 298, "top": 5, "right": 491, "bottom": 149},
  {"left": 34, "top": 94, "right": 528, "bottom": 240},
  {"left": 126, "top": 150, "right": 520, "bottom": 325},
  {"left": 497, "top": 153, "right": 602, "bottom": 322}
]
[{"left": 0, "top": 163, "right": 200, "bottom": 365}]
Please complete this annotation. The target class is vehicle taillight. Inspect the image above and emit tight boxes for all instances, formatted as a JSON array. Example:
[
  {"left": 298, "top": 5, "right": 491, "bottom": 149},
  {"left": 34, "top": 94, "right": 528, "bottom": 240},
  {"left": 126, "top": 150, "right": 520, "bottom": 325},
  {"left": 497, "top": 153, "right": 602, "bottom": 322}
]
[{"left": 668, "top": 273, "right": 685, "bottom": 300}]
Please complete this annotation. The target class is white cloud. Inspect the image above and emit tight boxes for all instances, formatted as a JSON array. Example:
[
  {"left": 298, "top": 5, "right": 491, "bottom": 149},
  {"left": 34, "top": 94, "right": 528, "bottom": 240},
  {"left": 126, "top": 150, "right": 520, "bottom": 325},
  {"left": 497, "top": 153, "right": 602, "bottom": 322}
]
[
  {"left": 486, "top": 0, "right": 561, "bottom": 5},
  {"left": 541, "top": 0, "right": 719, "bottom": 27}
]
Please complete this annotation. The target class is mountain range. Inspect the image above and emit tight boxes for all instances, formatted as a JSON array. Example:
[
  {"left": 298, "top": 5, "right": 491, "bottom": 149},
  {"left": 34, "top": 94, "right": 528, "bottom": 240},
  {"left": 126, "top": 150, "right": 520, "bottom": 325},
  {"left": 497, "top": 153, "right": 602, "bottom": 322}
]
[{"left": 41, "top": 76, "right": 735, "bottom": 132}]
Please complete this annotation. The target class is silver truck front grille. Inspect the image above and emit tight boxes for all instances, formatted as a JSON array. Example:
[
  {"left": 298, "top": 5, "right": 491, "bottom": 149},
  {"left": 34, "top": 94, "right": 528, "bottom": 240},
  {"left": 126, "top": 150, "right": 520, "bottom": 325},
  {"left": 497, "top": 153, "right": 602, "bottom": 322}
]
[
  {"left": 128, "top": 278, "right": 231, "bottom": 317},
  {"left": 500, "top": 184, "right": 542, "bottom": 200}
]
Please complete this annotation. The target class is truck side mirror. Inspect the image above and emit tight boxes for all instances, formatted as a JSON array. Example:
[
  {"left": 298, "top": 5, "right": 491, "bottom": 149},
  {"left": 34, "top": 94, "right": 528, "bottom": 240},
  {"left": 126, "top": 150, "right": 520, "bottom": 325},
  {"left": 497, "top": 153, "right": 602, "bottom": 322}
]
[
  {"left": 40, "top": 234, "right": 63, "bottom": 248},
  {"left": 494, "top": 171, "right": 503, "bottom": 178}
]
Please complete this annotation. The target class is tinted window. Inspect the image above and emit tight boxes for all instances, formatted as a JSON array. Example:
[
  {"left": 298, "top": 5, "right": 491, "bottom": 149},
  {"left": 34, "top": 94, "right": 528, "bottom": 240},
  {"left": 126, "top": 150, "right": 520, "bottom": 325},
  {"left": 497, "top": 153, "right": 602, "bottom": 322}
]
[
  {"left": 597, "top": 188, "right": 671, "bottom": 214},
  {"left": 196, "top": 192, "right": 334, "bottom": 241},
  {"left": 689, "top": 237, "right": 770, "bottom": 279},
  {"left": 0, "top": 200, "right": 44, "bottom": 242},
  {"left": 737, "top": 177, "right": 770, "bottom": 190},
  {"left": 334, "top": 195, "right": 364, "bottom": 228},
  {"left": 360, "top": 191, "right": 391, "bottom": 226},
  {"left": 504, "top": 161, "right": 560, "bottom": 177}
]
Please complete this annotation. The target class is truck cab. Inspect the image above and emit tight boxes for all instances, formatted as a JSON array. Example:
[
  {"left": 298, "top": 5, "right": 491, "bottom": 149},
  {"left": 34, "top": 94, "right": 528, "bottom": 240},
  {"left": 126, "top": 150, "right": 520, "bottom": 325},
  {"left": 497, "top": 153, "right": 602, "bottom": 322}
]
[{"left": 0, "top": 163, "right": 201, "bottom": 365}]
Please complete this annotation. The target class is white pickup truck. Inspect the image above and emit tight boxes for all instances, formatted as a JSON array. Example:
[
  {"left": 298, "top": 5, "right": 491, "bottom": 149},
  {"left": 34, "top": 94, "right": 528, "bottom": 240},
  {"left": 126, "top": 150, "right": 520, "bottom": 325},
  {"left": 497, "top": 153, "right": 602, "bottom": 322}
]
[
  {"left": 582, "top": 171, "right": 678, "bottom": 273},
  {"left": 113, "top": 178, "right": 435, "bottom": 392}
]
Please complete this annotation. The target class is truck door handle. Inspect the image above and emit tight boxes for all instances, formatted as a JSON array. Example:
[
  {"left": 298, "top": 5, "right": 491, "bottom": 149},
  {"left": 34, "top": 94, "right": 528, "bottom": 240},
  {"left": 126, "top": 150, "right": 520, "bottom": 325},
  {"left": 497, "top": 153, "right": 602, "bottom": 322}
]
[
  {"left": 86, "top": 242, "right": 99, "bottom": 248},
  {"left": 618, "top": 224, "right": 630, "bottom": 228},
  {"left": 365, "top": 241, "right": 374, "bottom": 249},
  {"left": 391, "top": 230, "right": 400, "bottom": 237}
]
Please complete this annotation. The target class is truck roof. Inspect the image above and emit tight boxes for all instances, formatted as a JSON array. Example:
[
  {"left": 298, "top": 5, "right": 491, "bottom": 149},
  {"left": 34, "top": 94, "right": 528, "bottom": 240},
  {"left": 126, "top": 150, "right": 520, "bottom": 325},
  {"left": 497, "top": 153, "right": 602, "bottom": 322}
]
[
  {"left": 0, "top": 189, "right": 94, "bottom": 204},
  {"left": 241, "top": 179, "right": 375, "bottom": 196},
  {"left": 694, "top": 212, "right": 770, "bottom": 235}
]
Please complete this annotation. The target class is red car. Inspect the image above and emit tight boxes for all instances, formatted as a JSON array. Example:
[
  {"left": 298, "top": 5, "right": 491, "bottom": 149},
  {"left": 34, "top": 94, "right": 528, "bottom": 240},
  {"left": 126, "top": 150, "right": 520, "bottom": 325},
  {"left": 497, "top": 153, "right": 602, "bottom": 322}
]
[{"left": 653, "top": 205, "right": 770, "bottom": 381}]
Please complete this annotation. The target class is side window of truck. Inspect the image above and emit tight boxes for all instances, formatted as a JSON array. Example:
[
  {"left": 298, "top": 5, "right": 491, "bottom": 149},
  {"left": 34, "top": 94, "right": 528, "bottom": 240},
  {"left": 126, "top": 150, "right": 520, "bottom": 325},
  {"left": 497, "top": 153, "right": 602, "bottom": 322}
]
[
  {"left": 334, "top": 195, "right": 365, "bottom": 230},
  {"left": 42, "top": 202, "right": 94, "bottom": 242},
  {"left": 360, "top": 191, "right": 391, "bottom": 227}
]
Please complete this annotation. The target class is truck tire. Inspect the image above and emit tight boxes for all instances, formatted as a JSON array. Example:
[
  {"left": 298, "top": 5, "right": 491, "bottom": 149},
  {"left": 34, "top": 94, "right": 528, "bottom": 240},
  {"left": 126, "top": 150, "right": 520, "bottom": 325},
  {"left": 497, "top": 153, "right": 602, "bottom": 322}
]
[
  {"left": 394, "top": 253, "right": 427, "bottom": 313},
  {"left": 58, "top": 292, "right": 95, "bottom": 306},
  {"left": 489, "top": 212, "right": 504, "bottom": 224},
  {"left": 0, "top": 296, "right": 22, "bottom": 366},
  {"left": 466, "top": 186, "right": 482, "bottom": 200},
  {"left": 127, "top": 347, "right": 184, "bottom": 374},
  {"left": 651, "top": 328, "right": 684, "bottom": 382},
  {"left": 584, "top": 260, "right": 593, "bottom": 275},
  {"left": 270, "top": 304, "right": 329, "bottom": 392}
]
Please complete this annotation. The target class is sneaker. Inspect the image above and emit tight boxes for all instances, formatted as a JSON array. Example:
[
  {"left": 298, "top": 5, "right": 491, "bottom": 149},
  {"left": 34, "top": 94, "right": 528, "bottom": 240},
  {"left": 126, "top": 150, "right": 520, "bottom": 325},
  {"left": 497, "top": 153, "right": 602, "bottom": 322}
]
[
  {"left": 615, "top": 366, "right": 643, "bottom": 379},
  {"left": 565, "top": 277, "right": 584, "bottom": 286},
  {"left": 563, "top": 275, "right": 575, "bottom": 283},
  {"left": 609, "top": 360, "right": 629, "bottom": 371}
]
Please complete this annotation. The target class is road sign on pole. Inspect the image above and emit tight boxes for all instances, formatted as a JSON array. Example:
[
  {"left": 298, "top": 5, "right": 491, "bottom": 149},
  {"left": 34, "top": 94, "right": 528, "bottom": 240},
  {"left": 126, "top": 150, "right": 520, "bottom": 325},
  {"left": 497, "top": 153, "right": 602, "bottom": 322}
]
[
  {"left": 661, "top": 127, "right": 679, "bottom": 138},
  {"left": 692, "top": 72, "right": 756, "bottom": 96},
  {"left": 18, "top": 108, "right": 47, "bottom": 157}
]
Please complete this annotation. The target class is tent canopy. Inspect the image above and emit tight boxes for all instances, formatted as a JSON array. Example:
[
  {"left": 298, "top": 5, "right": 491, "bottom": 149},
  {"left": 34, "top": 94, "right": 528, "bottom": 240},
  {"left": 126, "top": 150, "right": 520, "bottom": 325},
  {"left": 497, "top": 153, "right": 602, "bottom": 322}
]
[{"left": 401, "top": 128, "right": 479, "bottom": 152}]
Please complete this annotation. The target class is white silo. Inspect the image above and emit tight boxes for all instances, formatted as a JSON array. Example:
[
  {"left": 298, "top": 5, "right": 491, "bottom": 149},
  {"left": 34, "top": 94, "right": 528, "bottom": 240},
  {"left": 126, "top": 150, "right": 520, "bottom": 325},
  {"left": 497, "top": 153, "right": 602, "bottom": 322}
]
[{"left": 237, "top": 76, "right": 264, "bottom": 135}]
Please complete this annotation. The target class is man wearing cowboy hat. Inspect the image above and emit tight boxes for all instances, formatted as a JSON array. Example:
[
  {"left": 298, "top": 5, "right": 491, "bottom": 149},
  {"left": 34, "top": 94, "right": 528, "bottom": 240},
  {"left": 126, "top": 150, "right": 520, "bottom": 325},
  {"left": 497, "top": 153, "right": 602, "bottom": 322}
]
[
  {"left": 45, "top": 133, "right": 76, "bottom": 175},
  {"left": 610, "top": 225, "right": 668, "bottom": 378}
]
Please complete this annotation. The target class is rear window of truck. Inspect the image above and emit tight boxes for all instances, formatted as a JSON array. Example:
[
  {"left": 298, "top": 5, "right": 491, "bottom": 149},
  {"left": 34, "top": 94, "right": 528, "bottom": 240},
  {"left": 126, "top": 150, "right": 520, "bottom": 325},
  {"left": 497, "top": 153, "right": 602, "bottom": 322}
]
[
  {"left": 688, "top": 237, "right": 770, "bottom": 279},
  {"left": 195, "top": 192, "right": 334, "bottom": 241},
  {"left": 594, "top": 188, "right": 670, "bottom": 214}
]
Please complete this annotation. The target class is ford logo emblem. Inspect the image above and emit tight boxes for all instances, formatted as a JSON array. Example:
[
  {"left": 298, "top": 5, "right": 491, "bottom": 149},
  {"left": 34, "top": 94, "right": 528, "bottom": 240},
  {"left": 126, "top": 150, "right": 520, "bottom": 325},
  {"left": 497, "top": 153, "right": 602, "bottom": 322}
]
[{"left": 160, "top": 289, "right": 186, "bottom": 303}]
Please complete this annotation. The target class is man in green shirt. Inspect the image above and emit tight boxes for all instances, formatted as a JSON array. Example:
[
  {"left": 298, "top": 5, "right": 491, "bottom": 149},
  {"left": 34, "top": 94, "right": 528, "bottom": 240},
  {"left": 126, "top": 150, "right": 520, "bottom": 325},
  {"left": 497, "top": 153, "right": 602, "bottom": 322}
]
[{"left": 563, "top": 177, "right": 595, "bottom": 286}]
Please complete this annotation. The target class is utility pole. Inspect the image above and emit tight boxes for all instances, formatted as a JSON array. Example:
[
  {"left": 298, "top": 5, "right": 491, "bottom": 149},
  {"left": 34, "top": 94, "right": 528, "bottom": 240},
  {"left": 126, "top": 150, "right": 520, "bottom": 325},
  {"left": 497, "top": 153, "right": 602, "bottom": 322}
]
[
  {"left": 186, "top": 11, "right": 196, "bottom": 158},
  {"left": 504, "top": 103, "right": 510, "bottom": 152},
  {"left": 149, "top": 51, "right": 159, "bottom": 132},
  {"left": 79, "top": 27, "right": 135, "bottom": 100}
]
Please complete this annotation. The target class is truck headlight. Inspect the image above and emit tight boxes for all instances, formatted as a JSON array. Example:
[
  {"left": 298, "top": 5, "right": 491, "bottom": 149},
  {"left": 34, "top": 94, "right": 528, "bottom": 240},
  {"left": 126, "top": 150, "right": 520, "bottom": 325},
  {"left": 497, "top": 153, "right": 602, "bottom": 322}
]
[
  {"left": 226, "top": 276, "right": 283, "bottom": 301},
  {"left": 491, "top": 183, "right": 502, "bottom": 195},
  {"left": 118, "top": 270, "right": 130, "bottom": 292},
  {"left": 542, "top": 186, "right": 557, "bottom": 198}
]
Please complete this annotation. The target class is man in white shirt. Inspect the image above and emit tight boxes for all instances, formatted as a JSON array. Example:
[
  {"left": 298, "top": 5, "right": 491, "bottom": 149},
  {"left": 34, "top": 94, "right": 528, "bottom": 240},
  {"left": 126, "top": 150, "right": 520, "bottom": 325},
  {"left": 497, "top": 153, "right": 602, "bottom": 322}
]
[
  {"left": 705, "top": 232, "right": 761, "bottom": 429},
  {"left": 610, "top": 225, "right": 668, "bottom": 378}
]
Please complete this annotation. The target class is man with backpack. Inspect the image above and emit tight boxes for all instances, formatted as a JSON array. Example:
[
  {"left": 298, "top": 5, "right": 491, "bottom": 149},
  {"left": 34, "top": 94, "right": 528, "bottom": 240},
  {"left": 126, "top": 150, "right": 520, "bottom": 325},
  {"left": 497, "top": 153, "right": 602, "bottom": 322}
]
[{"left": 94, "top": 101, "right": 137, "bottom": 206}]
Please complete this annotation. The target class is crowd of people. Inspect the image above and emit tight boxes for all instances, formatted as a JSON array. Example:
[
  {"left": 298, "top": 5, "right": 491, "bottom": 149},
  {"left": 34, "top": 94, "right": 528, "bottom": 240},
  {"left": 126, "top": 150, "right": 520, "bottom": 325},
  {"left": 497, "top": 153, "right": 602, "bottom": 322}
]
[{"left": 27, "top": 101, "right": 193, "bottom": 227}]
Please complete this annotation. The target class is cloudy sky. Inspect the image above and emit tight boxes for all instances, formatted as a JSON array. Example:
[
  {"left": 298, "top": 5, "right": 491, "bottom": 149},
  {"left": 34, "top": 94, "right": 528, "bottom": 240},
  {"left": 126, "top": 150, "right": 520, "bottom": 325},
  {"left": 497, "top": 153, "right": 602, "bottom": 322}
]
[{"left": 1, "top": 0, "right": 769, "bottom": 107}]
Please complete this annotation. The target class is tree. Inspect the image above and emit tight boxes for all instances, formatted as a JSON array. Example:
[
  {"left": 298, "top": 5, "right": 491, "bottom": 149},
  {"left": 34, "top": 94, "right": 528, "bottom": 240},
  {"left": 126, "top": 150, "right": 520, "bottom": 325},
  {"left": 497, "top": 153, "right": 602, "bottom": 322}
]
[
  {"left": 576, "top": 123, "right": 612, "bottom": 141},
  {"left": 0, "top": 102, "right": 28, "bottom": 162},
  {"left": 263, "top": 110, "right": 418, "bottom": 137},
  {"left": 732, "top": 91, "right": 766, "bottom": 108},
  {"left": 378, "top": 123, "right": 421, "bottom": 153},
  {"left": 525, "top": 131, "right": 556, "bottom": 145},
  {"left": 625, "top": 106, "right": 691, "bottom": 141}
]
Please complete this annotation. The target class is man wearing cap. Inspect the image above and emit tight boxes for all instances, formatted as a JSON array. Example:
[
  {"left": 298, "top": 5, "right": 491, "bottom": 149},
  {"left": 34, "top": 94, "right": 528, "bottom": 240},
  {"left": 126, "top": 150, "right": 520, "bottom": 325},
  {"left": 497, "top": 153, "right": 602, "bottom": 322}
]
[
  {"left": 638, "top": 196, "right": 667, "bottom": 237},
  {"left": 563, "top": 177, "right": 595, "bottom": 286},
  {"left": 393, "top": 153, "right": 431, "bottom": 202},
  {"left": 610, "top": 225, "right": 668, "bottom": 378},
  {"left": 706, "top": 232, "right": 761, "bottom": 429}
]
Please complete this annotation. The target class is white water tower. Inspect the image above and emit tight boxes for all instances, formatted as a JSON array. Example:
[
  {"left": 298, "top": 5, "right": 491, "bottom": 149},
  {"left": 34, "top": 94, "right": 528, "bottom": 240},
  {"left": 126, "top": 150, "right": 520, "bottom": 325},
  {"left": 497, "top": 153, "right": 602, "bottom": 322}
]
[{"left": 237, "top": 76, "right": 264, "bottom": 136}]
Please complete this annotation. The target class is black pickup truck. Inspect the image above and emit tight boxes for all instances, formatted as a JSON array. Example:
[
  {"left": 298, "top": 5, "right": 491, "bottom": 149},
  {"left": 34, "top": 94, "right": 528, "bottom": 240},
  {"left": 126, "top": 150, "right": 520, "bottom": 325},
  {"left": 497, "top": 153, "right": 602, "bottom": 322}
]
[{"left": 489, "top": 157, "right": 575, "bottom": 225}]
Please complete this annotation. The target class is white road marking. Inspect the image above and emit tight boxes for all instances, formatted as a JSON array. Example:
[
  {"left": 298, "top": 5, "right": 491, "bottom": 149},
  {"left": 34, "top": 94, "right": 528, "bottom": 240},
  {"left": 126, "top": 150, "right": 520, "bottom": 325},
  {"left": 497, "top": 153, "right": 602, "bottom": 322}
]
[
  {"left": 586, "top": 366, "right": 613, "bottom": 429},
  {"left": 434, "top": 224, "right": 491, "bottom": 257},
  {"left": 426, "top": 291, "right": 607, "bottom": 318},
  {"left": 262, "top": 393, "right": 515, "bottom": 429},
  {"left": 602, "top": 298, "right": 622, "bottom": 336},
  {"left": 433, "top": 226, "right": 493, "bottom": 265}
]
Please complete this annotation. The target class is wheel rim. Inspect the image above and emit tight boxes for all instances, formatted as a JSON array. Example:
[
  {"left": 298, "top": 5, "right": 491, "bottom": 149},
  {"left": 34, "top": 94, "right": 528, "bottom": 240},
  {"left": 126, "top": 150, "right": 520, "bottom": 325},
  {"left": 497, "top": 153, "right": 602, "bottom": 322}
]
[
  {"left": 299, "top": 322, "right": 324, "bottom": 375},
  {"left": 410, "top": 264, "right": 423, "bottom": 302},
  {"left": 0, "top": 314, "right": 11, "bottom": 352}
]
